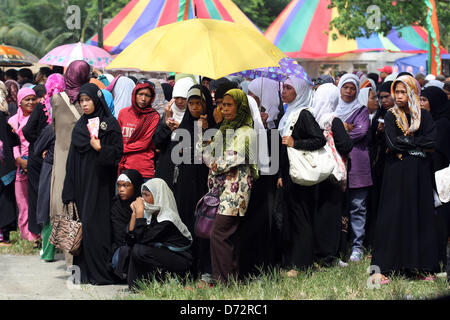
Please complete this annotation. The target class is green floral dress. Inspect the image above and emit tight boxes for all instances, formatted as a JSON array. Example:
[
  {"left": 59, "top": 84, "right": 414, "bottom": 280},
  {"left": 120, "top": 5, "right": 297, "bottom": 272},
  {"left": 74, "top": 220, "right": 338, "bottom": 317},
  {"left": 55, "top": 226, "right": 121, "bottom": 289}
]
[{"left": 196, "top": 125, "right": 257, "bottom": 217}]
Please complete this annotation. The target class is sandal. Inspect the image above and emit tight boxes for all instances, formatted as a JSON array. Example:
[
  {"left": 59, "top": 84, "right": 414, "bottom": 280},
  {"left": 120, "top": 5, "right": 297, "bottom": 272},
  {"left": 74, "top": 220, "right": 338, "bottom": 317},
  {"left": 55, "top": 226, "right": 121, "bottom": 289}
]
[
  {"left": 417, "top": 275, "right": 436, "bottom": 281},
  {"left": 32, "top": 240, "right": 42, "bottom": 249},
  {"left": 197, "top": 280, "right": 214, "bottom": 289},
  {"left": 370, "top": 273, "right": 390, "bottom": 285},
  {"left": 0, "top": 242, "right": 12, "bottom": 247}
]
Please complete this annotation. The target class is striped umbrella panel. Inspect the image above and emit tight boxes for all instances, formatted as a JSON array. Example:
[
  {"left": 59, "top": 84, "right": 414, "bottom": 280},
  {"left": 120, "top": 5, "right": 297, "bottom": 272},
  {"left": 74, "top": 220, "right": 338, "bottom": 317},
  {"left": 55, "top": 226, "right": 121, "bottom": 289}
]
[
  {"left": 265, "top": 0, "right": 446, "bottom": 58},
  {"left": 89, "top": 0, "right": 259, "bottom": 54}
]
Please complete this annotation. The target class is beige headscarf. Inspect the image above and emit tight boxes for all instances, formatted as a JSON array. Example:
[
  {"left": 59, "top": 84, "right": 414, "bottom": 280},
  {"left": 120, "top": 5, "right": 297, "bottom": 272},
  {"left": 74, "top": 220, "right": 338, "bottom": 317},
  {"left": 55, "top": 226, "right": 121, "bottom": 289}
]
[
  {"left": 0, "top": 81, "right": 9, "bottom": 114},
  {"left": 390, "top": 75, "right": 421, "bottom": 135}
]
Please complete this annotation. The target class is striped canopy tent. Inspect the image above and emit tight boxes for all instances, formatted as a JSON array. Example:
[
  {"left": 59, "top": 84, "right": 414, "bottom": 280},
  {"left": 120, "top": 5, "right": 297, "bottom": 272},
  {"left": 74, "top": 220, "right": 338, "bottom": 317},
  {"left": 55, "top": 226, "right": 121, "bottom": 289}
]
[
  {"left": 89, "top": 0, "right": 259, "bottom": 54},
  {"left": 265, "top": 0, "right": 447, "bottom": 59}
]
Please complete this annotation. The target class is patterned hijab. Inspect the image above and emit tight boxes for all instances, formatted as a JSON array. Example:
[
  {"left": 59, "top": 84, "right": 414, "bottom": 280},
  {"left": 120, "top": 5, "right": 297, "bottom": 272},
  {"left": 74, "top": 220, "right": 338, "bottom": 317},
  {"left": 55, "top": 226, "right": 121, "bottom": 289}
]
[
  {"left": 390, "top": 75, "right": 421, "bottom": 135},
  {"left": 0, "top": 81, "right": 8, "bottom": 114},
  {"left": 214, "top": 89, "right": 258, "bottom": 179},
  {"left": 217, "top": 89, "right": 253, "bottom": 140},
  {"left": 44, "top": 73, "right": 66, "bottom": 124}
]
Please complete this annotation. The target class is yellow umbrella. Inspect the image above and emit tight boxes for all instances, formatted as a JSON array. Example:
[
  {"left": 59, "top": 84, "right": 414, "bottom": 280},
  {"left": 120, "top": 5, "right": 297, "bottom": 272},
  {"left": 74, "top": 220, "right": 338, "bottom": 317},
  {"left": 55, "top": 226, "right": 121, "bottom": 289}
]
[{"left": 107, "top": 19, "right": 286, "bottom": 79}]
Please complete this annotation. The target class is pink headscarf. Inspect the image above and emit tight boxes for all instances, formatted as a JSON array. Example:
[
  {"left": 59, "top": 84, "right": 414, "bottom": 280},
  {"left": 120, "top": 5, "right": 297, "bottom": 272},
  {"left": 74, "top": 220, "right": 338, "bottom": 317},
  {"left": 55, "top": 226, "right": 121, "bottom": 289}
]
[
  {"left": 17, "top": 87, "right": 36, "bottom": 110},
  {"left": 8, "top": 88, "right": 36, "bottom": 157},
  {"left": 44, "top": 73, "right": 66, "bottom": 124}
]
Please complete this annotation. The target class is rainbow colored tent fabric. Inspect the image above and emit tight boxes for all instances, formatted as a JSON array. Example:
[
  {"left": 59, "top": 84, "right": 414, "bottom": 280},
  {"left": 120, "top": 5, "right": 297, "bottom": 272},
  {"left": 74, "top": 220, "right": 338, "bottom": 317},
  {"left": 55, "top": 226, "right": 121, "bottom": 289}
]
[
  {"left": 89, "top": 0, "right": 259, "bottom": 54},
  {"left": 265, "top": 0, "right": 447, "bottom": 58}
]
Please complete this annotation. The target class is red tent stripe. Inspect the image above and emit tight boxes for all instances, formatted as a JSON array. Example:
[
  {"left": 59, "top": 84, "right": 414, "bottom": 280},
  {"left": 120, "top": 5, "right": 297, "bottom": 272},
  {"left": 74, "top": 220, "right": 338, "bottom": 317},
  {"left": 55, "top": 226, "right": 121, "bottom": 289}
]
[
  {"left": 157, "top": 0, "right": 180, "bottom": 26},
  {"left": 92, "top": 0, "right": 139, "bottom": 43},
  {"left": 183, "top": 0, "right": 190, "bottom": 19},
  {"left": 412, "top": 25, "right": 429, "bottom": 43},
  {"left": 299, "top": 0, "right": 331, "bottom": 56},
  {"left": 212, "top": 0, "right": 233, "bottom": 21},
  {"left": 193, "top": 0, "right": 211, "bottom": 18}
]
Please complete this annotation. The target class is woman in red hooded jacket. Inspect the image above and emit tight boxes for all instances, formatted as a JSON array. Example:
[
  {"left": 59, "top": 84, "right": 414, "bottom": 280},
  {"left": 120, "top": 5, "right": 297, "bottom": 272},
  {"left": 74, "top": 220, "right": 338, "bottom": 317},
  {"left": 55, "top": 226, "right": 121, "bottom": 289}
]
[{"left": 117, "top": 83, "right": 160, "bottom": 180}]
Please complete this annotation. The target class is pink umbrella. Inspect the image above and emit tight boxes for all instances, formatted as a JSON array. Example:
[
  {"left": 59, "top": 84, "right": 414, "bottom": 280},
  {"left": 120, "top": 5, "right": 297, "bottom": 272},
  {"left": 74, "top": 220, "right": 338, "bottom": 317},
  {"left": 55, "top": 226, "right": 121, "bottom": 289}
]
[{"left": 39, "top": 42, "right": 113, "bottom": 69}]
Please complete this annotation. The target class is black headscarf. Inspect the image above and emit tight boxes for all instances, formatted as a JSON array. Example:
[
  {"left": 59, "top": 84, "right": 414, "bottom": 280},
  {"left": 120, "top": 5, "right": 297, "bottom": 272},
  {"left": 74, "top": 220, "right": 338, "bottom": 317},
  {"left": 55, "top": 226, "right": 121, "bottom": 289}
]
[
  {"left": 117, "top": 169, "right": 143, "bottom": 202},
  {"left": 161, "top": 83, "right": 173, "bottom": 101},
  {"left": 379, "top": 80, "right": 393, "bottom": 94},
  {"left": 71, "top": 83, "right": 120, "bottom": 153},
  {"left": 111, "top": 169, "right": 143, "bottom": 252},
  {"left": 214, "top": 81, "right": 238, "bottom": 100},
  {"left": 421, "top": 86, "right": 450, "bottom": 121},
  {"left": 209, "top": 77, "right": 232, "bottom": 92}
]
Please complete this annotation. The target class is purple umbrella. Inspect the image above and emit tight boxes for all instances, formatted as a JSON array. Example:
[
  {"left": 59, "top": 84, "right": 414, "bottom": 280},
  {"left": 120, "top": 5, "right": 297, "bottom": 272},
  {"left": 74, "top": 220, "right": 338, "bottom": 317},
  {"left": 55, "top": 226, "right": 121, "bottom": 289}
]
[{"left": 233, "top": 57, "right": 313, "bottom": 85}]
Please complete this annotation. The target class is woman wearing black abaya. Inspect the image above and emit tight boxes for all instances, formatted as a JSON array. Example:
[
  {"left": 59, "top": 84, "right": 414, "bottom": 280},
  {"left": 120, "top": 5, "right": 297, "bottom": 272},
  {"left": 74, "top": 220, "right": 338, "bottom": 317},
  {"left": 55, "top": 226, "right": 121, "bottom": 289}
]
[
  {"left": 62, "top": 83, "right": 123, "bottom": 285},
  {"left": 110, "top": 169, "right": 143, "bottom": 281},
  {"left": 172, "top": 85, "right": 215, "bottom": 282},
  {"left": 420, "top": 86, "right": 450, "bottom": 273},
  {"left": 311, "top": 83, "right": 353, "bottom": 266},
  {"left": 277, "top": 77, "right": 326, "bottom": 274},
  {"left": 365, "top": 81, "right": 394, "bottom": 250},
  {"left": 371, "top": 76, "right": 440, "bottom": 283},
  {"left": 0, "top": 92, "right": 20, "bottom": 245}
]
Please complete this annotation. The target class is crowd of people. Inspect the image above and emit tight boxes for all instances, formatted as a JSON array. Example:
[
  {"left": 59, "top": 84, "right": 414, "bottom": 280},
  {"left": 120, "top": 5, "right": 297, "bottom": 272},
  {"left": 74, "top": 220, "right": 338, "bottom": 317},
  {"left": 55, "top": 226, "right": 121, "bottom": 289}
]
[{"left": 0, "top": 61, "right": 449, "bottom": 291}]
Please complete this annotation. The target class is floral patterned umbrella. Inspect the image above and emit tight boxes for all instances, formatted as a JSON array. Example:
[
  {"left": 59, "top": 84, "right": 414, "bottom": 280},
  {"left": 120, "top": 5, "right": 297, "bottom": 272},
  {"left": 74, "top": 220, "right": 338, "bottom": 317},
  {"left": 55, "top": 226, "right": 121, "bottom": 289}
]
[
  {"left": 39, "top": 42, "right": 113, "bottom": 69},
  {"left": 233, "top": 57, "right": 312, "bottom": 85}
]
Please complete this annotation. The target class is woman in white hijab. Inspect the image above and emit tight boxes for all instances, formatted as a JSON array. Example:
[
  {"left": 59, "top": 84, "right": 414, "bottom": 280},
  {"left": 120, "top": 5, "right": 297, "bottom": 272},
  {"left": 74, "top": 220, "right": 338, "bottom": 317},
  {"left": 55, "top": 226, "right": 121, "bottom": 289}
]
[
  {"left": 127, "top": 178, "right": 193, "bottom": 289},
  {"left": 153, "top": 77, "right": 195, "bottom": 189},
  {"left": 168, "top": 77, "right": 195, "bottom": 125},
  {"left": 335, "top": 73, "right": 372, "bottom": 263},
  {"left": 358, "top": 87, "right": 379, "bottom": 124},
  {"left": 248, "top": 77, "right": 281, "bottom": 129},
  {"left": 112, "top": 77, "right": 136, "bottom": 117},
  {"left": 277, "top": 76, "right": 327, "bottom": 276},
  {"left": 311, "top": 83, "right": 353, "bottom": 266}
]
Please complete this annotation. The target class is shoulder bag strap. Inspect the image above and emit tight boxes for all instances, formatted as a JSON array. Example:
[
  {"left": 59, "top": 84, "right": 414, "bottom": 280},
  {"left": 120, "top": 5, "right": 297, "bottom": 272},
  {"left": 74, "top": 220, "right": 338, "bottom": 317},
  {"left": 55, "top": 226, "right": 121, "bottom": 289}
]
[{"left": 60, "top": 92, "right": 81, "bottom": 121}]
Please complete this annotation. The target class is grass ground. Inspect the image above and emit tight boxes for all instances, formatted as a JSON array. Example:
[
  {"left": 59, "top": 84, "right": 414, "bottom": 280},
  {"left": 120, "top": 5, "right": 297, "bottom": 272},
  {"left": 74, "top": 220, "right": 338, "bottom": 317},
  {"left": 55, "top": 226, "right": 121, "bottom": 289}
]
[
  {"left": 0, "top": 231, "right": 39, "bottom": 255},
  {"left": 2, "top": 230, "right": 449, "bottom": 300},
  {"left": 126, "top": 259, "right": 450, "bottom": 300}
]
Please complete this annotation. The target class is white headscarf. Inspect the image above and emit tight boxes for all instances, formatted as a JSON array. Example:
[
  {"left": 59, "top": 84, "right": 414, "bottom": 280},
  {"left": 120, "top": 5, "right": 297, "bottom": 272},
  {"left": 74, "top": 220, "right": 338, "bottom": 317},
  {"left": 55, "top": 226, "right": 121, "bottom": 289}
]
[
  {"left": 247, "top": 95, "right": 270, "bottom": 175},
  {"left": 171, "top": 77, "right": 195, "bottom": 123},
  {"left": 112, "top": 76, "right": 136, "bottom": 116},
  {"left": 358, "top": 87, "right": 372, "bottom": 107},
  {"left": 141, "top": 178, "right": 192, "bottom": 242},
  {"left": 424, "top": 79, "right": 445, "bottom": 90},
  {"left": 278, "top": 77, "right": 314, "bottom": 137},
  {"left": 103, "top": 74, "right": 115, "bottom": 83},
  {"left": 311, "top": 83, "right": 339, "bottom": 130},
  {"left": 248, "top": 77, "right": 281, "bottom": 123},
  {"left": 335, "top": 74, "right": 362, "bottom": 122}
]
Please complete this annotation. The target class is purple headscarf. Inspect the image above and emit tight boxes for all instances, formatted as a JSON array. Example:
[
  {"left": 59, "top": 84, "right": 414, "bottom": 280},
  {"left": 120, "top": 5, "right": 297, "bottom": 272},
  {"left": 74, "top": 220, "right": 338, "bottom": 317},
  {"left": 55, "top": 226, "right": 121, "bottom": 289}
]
[{"left": 64, "top": 60, "right": 91, "bottom": 103}]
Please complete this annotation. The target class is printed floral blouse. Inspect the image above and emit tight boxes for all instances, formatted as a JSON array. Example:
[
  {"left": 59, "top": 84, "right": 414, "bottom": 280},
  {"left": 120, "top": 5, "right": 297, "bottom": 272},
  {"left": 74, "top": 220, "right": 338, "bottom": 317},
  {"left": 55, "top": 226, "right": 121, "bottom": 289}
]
[{"left": 196, "top": 123, "right": 255, "bottom": 217}]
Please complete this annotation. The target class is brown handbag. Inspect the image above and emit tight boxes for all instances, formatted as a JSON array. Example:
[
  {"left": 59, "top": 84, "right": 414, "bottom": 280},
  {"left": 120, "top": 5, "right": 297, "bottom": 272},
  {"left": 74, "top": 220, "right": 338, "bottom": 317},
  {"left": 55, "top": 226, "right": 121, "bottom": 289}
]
[{"left": 50, "top": 201, "right": 82, "bottom": 256}]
